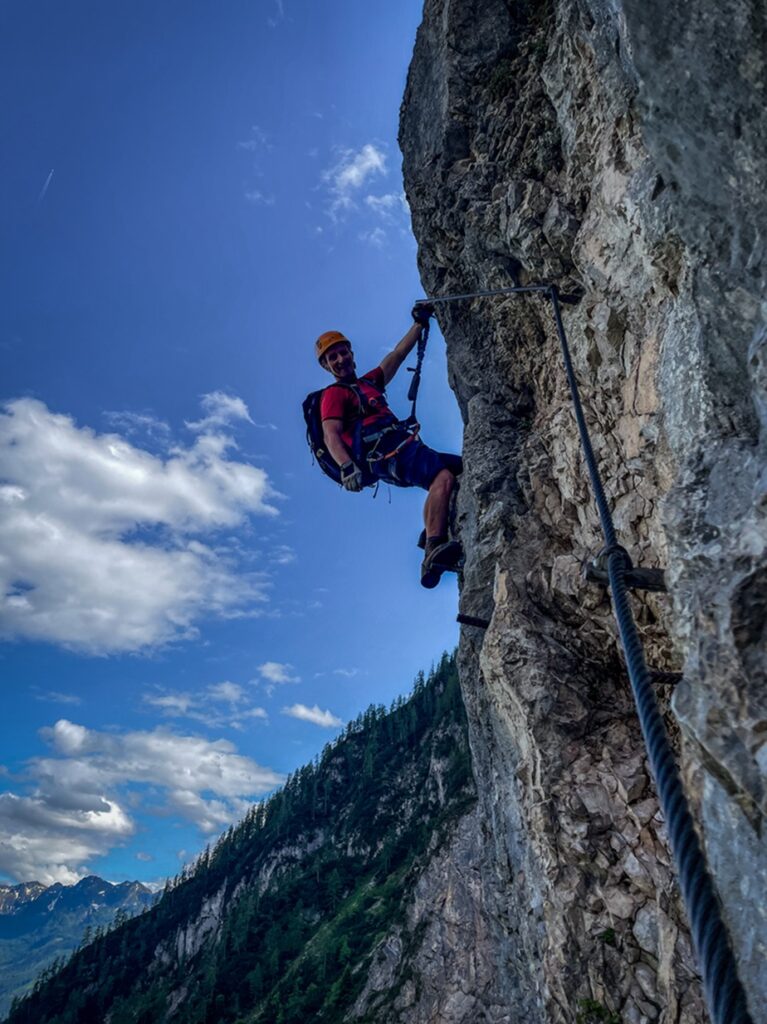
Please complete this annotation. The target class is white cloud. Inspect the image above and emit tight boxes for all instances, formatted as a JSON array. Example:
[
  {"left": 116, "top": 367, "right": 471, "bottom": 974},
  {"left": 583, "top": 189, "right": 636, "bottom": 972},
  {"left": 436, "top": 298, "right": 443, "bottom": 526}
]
[
  {"left": 185, "top": 391, "right": 254, "bottom": 432},
  {"left": 143, "top": 683, "right": 268, "bottom": 729},
  {"left": 365, "top": 192, "right": 408, "bottom": 219},
  {"left": 0, "top": 788, "right": 133, "bottom": 886},
  {"left": 359, "top": 227, "right": 387, "bottom": 248},
  {"left": 271, "top": 545, "right": 296, "bottom": 565},
  {"left": 322, "top": 143, "right": 387, "bottom": 220},
  {"left": 34, "top": 690, "right": 83, "bottom": 705},
  {"left": 207, "top": 681, "right": 245, "bottom": 704},
  {"left": 103, "top": 410, "right": 171, "bottom": 443},
  {"left": 0, "top": 397, "right": 279, "bottom": 654},
  {"left": 0, "top": 719, "right": 284, "bottom": 884},
  {"left": 145, "top": 693, "right": 196, "bottom": 715},
  {"left": 282, "top": 703, "right": 342, "bottom": 728},
  {"left": 257, "top": 661, "right": 299, "bottom": 685},
  {"left": 333, "top": 668, "right": 359, "bottom": 678}
]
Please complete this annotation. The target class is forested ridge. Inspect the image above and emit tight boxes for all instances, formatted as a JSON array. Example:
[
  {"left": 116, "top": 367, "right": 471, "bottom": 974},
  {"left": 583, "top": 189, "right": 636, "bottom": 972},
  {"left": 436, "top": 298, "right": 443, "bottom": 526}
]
[{"left": 7, "top": 652, "right": 474, "bottom": 1024}]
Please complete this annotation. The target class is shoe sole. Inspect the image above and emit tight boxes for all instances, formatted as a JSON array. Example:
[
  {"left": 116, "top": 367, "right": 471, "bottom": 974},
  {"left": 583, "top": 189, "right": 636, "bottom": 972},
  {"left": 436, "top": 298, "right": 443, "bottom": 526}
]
[
  {"left": 420, "top": 566, "right": 443, "bottom": 589},
  {"left": 420, "top": 555, "right": 464, "bottom": 589}
]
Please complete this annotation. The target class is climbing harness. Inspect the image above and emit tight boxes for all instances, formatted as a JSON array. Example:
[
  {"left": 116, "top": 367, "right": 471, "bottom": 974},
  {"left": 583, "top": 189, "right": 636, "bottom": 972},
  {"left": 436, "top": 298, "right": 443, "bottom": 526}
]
[{"left": 425, "top": 283, "right": 753, "bottom": 1024}]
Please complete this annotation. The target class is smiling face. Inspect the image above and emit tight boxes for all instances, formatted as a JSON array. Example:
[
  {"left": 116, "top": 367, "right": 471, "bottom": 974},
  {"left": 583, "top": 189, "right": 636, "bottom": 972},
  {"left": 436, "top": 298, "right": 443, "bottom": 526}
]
[{"left": 321, "top": 341, "right": 356, "bottom": 382}]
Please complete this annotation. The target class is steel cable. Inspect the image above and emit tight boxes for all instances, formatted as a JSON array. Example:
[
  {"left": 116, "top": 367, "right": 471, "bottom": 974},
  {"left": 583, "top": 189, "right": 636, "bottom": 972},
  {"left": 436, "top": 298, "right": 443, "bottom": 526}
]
[
  {"left": 419, "top": 279, "right": 753, "bottom": 1020},
  {"left": 548, "top": 285, "right": 753, "bottom": 1024}
]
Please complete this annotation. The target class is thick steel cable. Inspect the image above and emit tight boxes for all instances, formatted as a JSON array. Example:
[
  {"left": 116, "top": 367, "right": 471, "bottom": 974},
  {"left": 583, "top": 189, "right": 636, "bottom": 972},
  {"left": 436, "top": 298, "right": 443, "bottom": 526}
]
[
  {"left": 419, "top": 278, "right": 753, "bottom": 1019},
  {"left": 548, "top": 285, "right": 753, "bottom": 1024}
]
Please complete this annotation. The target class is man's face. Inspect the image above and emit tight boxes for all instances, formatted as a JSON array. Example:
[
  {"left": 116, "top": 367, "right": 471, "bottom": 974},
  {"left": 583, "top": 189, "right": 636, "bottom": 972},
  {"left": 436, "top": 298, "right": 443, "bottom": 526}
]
[{"left": 322, "top": 342, "right": 356, "bottom": 380}]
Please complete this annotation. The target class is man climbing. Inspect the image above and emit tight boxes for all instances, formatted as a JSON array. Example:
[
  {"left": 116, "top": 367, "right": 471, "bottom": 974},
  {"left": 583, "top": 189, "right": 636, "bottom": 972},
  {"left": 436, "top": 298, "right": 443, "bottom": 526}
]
[{"left": 315, "top": 304, "right": 463, "bottom": 588}]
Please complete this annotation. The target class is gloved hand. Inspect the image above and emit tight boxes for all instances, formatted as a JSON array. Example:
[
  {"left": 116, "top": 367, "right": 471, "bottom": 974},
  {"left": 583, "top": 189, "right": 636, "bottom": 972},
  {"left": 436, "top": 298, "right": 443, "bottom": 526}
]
[
  {"left": 340, "top": 461, "right": 364, "bottom": 492},
  {"left": 411, "top": 302, "right": 434, "bottom": 326}
]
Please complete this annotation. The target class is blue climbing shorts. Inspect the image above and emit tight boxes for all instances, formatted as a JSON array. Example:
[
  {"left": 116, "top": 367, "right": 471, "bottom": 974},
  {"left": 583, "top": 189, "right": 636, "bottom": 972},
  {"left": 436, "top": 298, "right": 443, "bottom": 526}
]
[{"left": 369, "top": 433, "right": 462, "bottom": 491}]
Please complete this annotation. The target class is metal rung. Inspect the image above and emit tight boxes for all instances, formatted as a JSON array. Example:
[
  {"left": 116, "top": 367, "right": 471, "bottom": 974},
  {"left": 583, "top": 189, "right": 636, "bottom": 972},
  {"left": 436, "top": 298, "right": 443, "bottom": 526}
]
[
  {"left": 457, "top": 613, "right": 491, "bottom": 629},
  {"left": 650, "top": 670, "right": 683, "bottom": 686},
  {"left": 584, "top": 562, "right": 668, "bottom": 593}
]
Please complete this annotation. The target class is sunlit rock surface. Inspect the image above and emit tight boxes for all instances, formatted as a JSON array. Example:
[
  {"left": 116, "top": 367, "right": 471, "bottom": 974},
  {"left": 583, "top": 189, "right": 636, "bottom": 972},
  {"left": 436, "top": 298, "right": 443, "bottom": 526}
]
[{"left": 400, "top": 0, "right": 766, "bottom": 1020}]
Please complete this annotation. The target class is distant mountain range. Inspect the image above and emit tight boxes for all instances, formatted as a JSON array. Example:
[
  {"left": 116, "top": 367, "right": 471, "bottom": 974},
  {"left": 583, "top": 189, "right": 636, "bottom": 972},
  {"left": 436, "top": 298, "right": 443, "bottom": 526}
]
[{"left": 0, "top": 875, "right": 157, "bottom": 1017}]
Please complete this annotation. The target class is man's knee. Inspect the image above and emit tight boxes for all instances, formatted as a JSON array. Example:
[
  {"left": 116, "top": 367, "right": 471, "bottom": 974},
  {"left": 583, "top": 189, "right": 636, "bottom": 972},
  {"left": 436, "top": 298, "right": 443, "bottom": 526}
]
[{"left": 429, "top": 468, "right": 455, "bottom": 497}]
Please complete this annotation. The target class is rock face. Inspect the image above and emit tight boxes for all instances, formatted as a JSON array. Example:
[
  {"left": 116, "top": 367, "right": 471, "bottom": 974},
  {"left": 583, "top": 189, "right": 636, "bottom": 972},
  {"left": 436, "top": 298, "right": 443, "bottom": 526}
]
[
  {"left": 350, "top": 805, "right": 507, "bottom": 1023},
  {"left": 400, "top": 1, "right": 766, "bottom": 1021}
]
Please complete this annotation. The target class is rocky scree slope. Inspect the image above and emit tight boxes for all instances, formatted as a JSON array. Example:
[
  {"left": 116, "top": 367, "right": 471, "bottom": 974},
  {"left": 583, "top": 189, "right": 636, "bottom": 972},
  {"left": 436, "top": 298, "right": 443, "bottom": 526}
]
[{"left": 400, "top": 1, "right": 766, "bottom": 1022}]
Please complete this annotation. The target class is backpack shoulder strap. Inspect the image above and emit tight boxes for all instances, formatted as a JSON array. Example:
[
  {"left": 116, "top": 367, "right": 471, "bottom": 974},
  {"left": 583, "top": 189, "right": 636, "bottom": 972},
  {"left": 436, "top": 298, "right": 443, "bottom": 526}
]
[{"left": 324, "top": 378, "right": 381, "bottom": 418}]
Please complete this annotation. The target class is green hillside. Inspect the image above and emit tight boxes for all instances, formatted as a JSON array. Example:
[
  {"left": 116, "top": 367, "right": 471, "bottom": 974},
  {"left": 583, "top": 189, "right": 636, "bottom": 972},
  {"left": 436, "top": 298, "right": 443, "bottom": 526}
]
[{"left": 7, "top": 652, "right": 474, "bottom": 1024}]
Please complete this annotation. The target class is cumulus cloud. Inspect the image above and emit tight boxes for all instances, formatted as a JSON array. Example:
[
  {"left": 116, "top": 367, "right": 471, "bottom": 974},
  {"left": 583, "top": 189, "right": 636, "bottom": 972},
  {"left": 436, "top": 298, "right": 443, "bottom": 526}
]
[
  {"left": 0, "top": 396, "right": 279, "bottom": 654},
  {"left": 207, "top": 681, "right": 246, "bottom": 704},
  {"left": 257, "top": 661, "right": 299, "bottom": 685},
  {"left": 185, "top": 391, "right": 254, "bottom": 432},
  {"left": 282, "top": 704, "right": 342, "bottom": 728},
  {"left": 254, "top": 661, "right": 300, "bottom": 697},
  {"left": 0, "top": 720, "right": 283, "bottom": 884},
  {"left": 322, "top": 144, "right": 387, "bottom": 219}
]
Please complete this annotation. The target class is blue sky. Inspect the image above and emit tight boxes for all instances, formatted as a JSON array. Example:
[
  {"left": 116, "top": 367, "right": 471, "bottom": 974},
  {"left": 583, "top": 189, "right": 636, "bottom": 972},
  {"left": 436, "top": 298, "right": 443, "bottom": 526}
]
[{"left": 0, "top": 1, "right": 464, "bottom": 887}]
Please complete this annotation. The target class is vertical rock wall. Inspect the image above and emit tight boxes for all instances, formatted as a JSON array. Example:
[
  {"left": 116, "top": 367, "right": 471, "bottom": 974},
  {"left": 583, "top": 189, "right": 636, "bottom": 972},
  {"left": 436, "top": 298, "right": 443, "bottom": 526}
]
[{"left": 400, "top": 1, "right": 766, "bottom": 1021}]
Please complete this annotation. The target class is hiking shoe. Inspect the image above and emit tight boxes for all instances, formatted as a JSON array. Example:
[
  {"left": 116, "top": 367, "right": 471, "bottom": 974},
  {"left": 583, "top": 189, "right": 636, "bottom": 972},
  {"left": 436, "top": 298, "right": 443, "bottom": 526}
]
[{"left": 420, "top": 540, "right": 463, "bottom": 589}]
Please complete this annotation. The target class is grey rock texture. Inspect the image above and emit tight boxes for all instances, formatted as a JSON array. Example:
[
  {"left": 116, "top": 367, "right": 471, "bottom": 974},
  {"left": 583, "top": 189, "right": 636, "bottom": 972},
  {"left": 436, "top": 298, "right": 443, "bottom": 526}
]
[
  {"left": 350, "top": 805, "right": 507, "bottom": 1024},
  {"left": 400, "top": 0, "right": 766, "bottom": 1021}
]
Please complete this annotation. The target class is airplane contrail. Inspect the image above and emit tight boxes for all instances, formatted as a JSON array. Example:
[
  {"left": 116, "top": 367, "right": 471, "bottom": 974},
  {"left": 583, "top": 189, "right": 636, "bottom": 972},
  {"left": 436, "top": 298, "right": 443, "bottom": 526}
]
[{"left": 37, "top": 168, "right": 55, "bottom": 204}]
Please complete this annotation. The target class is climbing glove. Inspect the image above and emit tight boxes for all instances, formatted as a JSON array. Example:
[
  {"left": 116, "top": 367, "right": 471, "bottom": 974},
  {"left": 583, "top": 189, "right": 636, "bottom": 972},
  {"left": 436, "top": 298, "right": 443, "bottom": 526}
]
[
  {"left": 340, "top": 461, "right": 364, "bottom": 492},
  {"left": 411, "top": 302, "right": 434, "bottom": 326}
]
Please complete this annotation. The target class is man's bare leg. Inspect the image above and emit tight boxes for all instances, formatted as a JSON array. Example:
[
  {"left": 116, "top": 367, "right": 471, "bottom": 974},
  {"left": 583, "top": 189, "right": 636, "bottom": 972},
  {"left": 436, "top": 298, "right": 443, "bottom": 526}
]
[
  {"left": 423, "top": 469, "right": 455, "bottom": 539},
  {"left": 420, "top": 470, "right": 463, "bottom": 588}
]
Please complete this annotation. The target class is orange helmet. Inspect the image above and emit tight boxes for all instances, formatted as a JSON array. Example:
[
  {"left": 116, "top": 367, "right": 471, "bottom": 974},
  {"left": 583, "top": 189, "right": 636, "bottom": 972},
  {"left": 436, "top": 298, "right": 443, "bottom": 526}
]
[{"left": 315, "top": 330, "right": 350, "bottom": 363}]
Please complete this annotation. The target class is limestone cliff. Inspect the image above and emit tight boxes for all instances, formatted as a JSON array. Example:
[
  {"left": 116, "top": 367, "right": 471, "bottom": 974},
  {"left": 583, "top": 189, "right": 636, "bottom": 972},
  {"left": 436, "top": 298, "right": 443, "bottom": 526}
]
[{"left": 400, "top": 1, "right": 766, "bottom": 1021}]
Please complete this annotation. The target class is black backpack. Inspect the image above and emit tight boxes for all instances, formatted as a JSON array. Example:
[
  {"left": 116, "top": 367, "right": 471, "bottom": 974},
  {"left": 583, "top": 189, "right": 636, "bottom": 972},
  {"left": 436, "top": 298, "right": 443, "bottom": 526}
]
[{"left": 302, "top": 377, "right": 384, "bottom": 487}]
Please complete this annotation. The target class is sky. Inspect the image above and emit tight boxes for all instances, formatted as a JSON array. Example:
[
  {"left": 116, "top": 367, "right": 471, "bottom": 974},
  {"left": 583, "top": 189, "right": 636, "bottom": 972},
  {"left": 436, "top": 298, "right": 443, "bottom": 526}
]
[{"left": 0, "top": 1, "right": 465, "bottom": 888}]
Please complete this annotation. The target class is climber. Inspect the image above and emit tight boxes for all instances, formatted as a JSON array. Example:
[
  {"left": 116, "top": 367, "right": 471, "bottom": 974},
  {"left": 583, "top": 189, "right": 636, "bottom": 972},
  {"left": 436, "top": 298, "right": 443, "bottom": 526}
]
[{"left": 315, "top": 305, "right": 463, "bottom": 588}]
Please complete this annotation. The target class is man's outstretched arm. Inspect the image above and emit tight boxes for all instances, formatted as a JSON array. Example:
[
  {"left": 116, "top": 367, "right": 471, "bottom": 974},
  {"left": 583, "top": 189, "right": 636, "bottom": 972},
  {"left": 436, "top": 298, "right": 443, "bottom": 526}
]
[
  {"left": 379, "top": 305, "right": 433, "bottom": 385},
  {"left": 379, "top": 323, "right": 421, "bottom": 385}
]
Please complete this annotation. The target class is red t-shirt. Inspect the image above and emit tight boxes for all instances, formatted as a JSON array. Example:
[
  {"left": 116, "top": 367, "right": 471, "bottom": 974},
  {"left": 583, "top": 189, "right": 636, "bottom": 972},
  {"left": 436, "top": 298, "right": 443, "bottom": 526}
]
[{"left": 319, "top": 366, "right": 395, "bottom": 450}]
